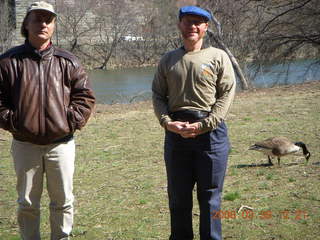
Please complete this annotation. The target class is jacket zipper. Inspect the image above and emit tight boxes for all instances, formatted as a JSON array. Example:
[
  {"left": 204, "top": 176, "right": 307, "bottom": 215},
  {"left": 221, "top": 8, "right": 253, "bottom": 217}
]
[{"left": 38, "top": 59, "right": 45, "bottom": 136}]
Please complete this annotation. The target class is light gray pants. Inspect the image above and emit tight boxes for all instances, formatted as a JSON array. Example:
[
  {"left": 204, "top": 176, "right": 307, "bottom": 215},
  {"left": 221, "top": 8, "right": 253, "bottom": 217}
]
[{"left": 11, "top": 139, "right": 75, "bottom": 240}]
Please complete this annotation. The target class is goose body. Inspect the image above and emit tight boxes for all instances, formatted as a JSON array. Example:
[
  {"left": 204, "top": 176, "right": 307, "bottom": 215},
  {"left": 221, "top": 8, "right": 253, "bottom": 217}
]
[{"left": 249, "top": 136, "right": 311, "bottom": 165}]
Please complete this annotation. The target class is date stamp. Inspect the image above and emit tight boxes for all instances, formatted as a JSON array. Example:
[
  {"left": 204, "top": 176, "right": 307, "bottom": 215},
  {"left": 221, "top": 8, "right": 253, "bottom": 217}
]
[{"left": 211, "top": 209, "right": 308, "bottom": 220}]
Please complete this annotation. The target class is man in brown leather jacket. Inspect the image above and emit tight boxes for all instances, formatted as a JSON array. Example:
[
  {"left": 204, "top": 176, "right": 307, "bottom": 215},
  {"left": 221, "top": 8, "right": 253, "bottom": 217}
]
[{"left": 0, "top": 2, "right": 95, "bottom": 239}]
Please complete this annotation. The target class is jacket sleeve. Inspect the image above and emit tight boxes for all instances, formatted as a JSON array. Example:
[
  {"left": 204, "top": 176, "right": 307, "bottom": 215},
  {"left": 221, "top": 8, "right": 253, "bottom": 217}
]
[
  {"left": 200, "top": 51, "right": 236, "bottom": 131},
  {"left": 0, "top": 63, "right": 16, "bottom": 132},
  {"left": 67, "top": 64, "right": 95, "bottom": 132}
]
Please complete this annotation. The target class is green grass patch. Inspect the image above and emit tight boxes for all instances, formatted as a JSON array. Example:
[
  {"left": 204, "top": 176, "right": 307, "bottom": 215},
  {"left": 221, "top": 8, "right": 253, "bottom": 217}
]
[{"left": 224, "top": 191, "right": 241, "bottom": 201}]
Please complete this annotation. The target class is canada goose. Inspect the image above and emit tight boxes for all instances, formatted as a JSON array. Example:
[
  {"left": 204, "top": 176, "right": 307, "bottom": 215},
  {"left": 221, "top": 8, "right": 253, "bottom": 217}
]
[{"left": 249, "top": 136, "right": 311, "bottom": 165}]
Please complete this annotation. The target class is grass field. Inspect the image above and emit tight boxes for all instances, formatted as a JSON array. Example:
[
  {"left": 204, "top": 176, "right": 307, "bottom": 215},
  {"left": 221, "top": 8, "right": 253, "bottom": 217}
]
[{"left": 0, "top": 81, "right": 319, "bottom": 240}]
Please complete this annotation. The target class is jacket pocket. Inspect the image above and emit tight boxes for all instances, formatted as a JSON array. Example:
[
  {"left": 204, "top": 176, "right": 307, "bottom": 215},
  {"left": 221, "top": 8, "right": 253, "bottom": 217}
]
[
  {"left": 8, "top": 110, "right": 19, "bottom": 133},
  {"left": 67, "top": 105, "right": 86, "bottom": 131},
  {"left": 66, "top": 106, "right": 76, "bottom": 133}
]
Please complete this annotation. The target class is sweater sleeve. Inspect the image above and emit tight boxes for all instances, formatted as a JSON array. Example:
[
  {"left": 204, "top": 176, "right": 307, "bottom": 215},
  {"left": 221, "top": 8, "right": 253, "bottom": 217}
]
[
  {"left": 152, "top": 58, "right": 172, "bottom": 128},
  {"left": 200, "top": 51, "right": 236, "bottom": 131}
]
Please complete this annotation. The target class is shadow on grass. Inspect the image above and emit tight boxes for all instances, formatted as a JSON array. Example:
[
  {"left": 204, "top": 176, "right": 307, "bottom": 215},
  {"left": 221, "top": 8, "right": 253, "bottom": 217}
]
[
  {"left": 231, "top": 161, "right": 318, "bottom": 168},
  {"left": 231, "top": 163, "right": 273, "bottom": 168},
  {"left": 231, "top": 162, "right": 303, "bottom": 168}
]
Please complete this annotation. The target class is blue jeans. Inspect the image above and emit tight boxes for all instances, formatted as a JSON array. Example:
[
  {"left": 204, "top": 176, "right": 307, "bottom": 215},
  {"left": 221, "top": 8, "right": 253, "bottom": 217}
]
[{"left": 164, "top": 122, "right": 229, "bottom": 240}]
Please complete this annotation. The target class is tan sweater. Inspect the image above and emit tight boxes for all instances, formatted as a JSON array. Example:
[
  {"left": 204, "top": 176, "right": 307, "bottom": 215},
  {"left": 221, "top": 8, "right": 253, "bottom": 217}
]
[{"left": 152, "top": 46, "right": 236, "bottom": 132}]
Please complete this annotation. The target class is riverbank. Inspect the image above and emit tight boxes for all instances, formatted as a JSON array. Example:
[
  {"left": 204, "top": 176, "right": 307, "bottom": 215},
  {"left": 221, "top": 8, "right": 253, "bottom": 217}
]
[
  {"left": 90, "top": 58, "right": 320, "bottom": 104},
  {"left": 0, "top": 81, "right": 319, "bottom": 239}
]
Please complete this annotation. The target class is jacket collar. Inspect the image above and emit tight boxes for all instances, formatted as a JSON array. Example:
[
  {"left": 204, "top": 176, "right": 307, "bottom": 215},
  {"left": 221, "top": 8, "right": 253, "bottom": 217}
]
[{"left": 24, "top": 40, "right": 54, "bottom": 60}]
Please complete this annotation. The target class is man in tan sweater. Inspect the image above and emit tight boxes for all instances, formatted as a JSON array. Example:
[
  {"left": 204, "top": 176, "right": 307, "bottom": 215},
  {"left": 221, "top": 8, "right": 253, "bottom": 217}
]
[{"left": 152, "top": 5, "right": 236, "bottom": 240}]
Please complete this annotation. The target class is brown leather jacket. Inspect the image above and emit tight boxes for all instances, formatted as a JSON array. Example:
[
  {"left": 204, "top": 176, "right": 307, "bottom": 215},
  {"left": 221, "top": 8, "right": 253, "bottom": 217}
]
[{"left": 0, "top": 42, "right": 95, "bottom": 145}]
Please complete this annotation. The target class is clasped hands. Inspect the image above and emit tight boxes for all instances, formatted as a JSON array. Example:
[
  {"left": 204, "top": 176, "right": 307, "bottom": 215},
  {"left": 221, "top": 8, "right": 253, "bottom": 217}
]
[{"left": 166, "top": 121, "right": 201, "bottom": 138}]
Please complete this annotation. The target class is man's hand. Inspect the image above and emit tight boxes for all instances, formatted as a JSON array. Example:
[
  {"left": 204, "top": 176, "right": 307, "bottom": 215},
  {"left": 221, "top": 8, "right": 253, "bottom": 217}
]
[
  {"left": 166, "top": 121, "right": 201, "bottom": 138},
  {"left": 166, "top": 121, "right": 189, "bottom": 134},
  {"left": 180, "top": 122, "right": 201, "bottom": 138}
]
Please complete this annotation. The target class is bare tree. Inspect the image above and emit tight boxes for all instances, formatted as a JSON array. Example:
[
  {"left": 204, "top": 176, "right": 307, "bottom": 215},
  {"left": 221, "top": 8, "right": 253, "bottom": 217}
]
[
  {"left": 90, "top": 0, "right": 144, "bottom": 69},
  {"left": 121, "top": 38, "right": 154, "bottom": 66},
  {"left": 257, "top": 0, "right": 320, "bottom": 62},
  {"left": 202, "top": 0, "right": 251, "bottom": 89},
  {"left": 119, "top": 0, "right": 179, "bottom": 66},
  {"left": 56, "top": 0, "right": 98, "bottom": 53},
  {"left": 0, "top": 0, "right": 15, "bottom": 53},
  {"left": 6, "top": 0, "right": 313, "bottom": 75}
]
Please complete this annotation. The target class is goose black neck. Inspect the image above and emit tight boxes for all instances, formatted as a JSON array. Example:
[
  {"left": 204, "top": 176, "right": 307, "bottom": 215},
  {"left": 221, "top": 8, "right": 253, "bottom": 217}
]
[{"left": 294, "top": 142, "right": 310, "bottom": 158}]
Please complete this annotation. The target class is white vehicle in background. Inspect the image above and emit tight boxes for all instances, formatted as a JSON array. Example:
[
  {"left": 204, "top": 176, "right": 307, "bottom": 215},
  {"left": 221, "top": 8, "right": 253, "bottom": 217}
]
[{"left": 122, "top": 35, "right": 144, "bottom": 41}]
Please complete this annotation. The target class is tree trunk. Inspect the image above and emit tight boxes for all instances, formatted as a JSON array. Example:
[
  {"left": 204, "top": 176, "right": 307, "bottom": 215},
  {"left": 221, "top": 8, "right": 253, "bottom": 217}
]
[{"left": 207, "top": 13, "right": 250, "bottom": 90}]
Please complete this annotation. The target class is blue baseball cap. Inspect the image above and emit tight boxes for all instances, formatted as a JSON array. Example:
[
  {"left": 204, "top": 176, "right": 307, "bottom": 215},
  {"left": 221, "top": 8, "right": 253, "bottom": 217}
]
[{"left": 179, "top": 6, "right": 212, "bottom": 21}]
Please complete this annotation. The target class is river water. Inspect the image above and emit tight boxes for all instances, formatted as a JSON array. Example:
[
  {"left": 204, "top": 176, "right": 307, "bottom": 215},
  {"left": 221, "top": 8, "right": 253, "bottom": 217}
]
[{"left": 89, "top": 59, "right": 319, "bottom": 104}]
